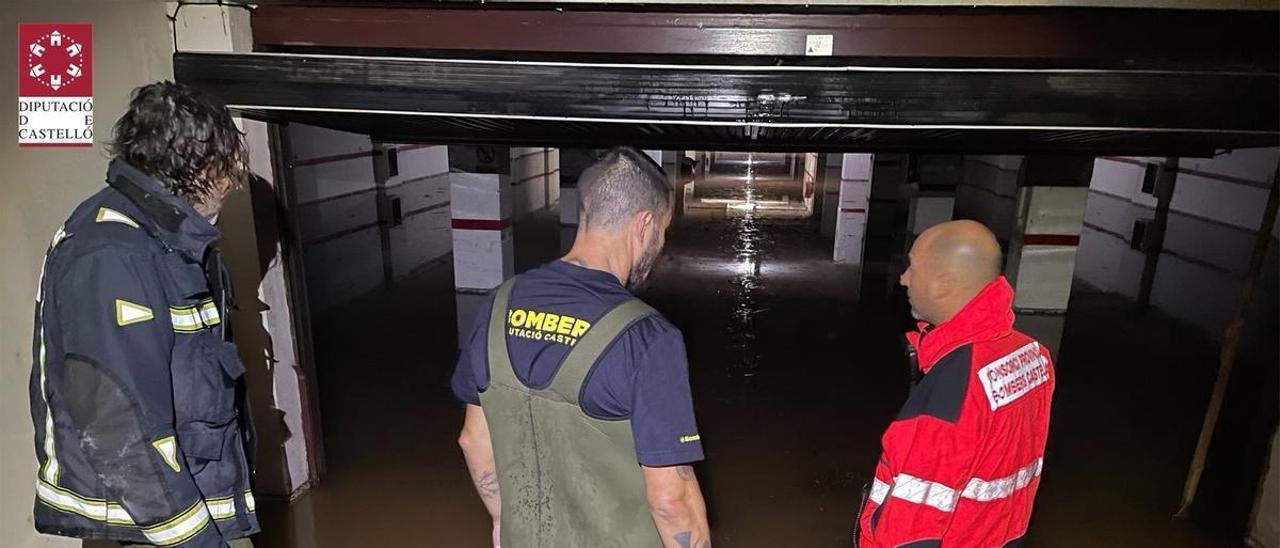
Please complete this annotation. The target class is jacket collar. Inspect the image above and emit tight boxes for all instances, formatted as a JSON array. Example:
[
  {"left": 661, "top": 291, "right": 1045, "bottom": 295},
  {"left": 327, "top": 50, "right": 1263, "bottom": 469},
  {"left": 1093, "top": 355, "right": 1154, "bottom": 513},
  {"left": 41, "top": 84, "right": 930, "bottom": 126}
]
[
  {"left": 105, "top": 158, "right": 220, "bottom": 262},
  {"left": 906, "top": 276, "right": 1016, "bottom": 374}
]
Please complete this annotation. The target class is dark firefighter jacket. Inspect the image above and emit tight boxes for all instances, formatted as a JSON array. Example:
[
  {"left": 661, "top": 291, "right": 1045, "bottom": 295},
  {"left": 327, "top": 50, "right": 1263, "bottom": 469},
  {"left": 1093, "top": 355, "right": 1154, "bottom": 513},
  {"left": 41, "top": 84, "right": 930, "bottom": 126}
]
[{"left": 29, "top": 158, "right": 258, "bottom": 546}]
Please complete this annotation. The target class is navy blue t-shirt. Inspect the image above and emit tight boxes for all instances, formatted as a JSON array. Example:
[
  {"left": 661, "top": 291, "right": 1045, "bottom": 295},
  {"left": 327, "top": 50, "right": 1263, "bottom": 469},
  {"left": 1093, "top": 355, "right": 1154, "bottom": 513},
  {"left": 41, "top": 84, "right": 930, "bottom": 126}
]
[{"left": 451, "top": 260, "right": 704, "bottom": 467}]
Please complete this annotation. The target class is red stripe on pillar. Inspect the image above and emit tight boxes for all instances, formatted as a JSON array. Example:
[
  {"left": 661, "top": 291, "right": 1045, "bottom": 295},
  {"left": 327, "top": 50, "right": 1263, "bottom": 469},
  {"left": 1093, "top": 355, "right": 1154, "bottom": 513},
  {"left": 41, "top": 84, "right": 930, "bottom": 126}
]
[
  {"left": 840, "top": 208, "right": 867, "bottom": 213},
  {"left": 451, "top": 218, "right": 510, "bottom": 230},
  {"left": 1023, "top": 234, "right": 1081, "bottom": 246},
  {"left": 293, "top": 149, "right": 380, "bottom": 167}
]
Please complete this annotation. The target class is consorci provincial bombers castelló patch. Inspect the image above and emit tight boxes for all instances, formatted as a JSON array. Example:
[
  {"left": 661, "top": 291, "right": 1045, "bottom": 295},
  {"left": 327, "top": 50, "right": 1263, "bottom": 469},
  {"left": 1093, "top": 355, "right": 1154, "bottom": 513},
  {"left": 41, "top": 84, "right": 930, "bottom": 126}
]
[{"left": 978, "top": 341, "right": 1050, "bottom": 411}]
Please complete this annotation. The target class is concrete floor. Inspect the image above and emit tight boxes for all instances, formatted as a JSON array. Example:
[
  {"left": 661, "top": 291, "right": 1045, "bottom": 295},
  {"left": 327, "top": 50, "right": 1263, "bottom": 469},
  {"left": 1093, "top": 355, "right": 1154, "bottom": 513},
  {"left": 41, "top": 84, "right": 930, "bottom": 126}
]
[{"left": 253, "top": 156, "right": 1265, "bottom": 547}]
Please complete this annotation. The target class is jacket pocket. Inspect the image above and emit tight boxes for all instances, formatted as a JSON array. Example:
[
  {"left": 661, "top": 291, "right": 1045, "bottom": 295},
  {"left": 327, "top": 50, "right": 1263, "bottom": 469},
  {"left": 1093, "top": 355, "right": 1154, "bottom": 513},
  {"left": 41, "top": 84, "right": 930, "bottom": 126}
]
[
  {"left": 215, "top": 340, "right": 246, "bottom": 381},
  {"left": 157, "top": 253, "right": 209, "bottom": 302},
  {"left": 180, "top": 420, "right": 230, "bottom": 462},
  {"left": 173, "top": 337, "right": 240, "bottom": 426}
]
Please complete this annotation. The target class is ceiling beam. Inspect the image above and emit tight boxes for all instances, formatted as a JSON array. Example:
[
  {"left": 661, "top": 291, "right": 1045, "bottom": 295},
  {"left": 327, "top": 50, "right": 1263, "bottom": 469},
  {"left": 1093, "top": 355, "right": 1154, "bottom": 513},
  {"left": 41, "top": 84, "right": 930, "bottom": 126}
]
[
  {"left": 248, "top": 5, "right": 1278, "bottom": 70},
  {"left": 174, "top": 51, "right": 1278, "bottom": 155}
]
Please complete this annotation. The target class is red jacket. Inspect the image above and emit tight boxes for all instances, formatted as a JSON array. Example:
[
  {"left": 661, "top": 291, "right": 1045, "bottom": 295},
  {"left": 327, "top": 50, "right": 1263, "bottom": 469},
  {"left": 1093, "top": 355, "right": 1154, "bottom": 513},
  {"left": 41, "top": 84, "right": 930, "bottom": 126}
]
[{"left": 857, "top": 277, "right": 1054, "bottom": 548}]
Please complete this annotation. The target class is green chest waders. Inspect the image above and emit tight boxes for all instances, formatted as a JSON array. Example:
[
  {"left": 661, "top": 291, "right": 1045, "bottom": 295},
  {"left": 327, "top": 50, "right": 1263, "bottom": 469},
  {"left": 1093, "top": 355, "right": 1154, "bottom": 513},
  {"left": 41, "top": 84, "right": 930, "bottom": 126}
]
[{"left": 479, "top": 280, "right": 664, "bottom": 548}]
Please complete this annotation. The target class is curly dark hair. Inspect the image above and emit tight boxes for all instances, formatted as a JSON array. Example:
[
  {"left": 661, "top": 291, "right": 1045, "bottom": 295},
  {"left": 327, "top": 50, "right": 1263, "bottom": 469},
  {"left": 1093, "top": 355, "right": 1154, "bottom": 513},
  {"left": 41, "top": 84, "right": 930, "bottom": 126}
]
[{"left": 108, "top": 81, "right": 247, "bottom": 205}]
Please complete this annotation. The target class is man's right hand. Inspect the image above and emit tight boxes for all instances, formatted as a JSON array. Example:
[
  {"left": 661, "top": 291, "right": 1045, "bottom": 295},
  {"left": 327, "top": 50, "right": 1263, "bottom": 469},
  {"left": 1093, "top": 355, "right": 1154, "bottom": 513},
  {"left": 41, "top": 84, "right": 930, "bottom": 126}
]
[{"left": 643, "top": 464, "right": 711, "bottom": 548}]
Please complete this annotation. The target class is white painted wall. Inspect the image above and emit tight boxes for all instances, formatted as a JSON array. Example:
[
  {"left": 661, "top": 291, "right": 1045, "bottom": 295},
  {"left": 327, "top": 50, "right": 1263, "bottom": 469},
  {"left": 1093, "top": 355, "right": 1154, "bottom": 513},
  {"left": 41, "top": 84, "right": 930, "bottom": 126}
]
[
  {"left": 1073, "top": 191, "right": 1149, "bottom": 299},
  {"left": 289, "top": 124, "right": 381, "bottom": 314},
  {"left": 0, "top": 2, "right": 172, "bottom": 546},
  {"left": 291, "top": 125, "right": 377, "bottom": 204},
  {"left": 386, "top": 145, "right": 452, "bottom": 279},
  {"left": 1092, "top": 152, "right": 1277, "bottom": 231},
  {"left": 1074, "top": 148, "right": 1277, "bottom": 334},
  {"left": 289, "top": 127, "right": 459, "bottom": 313}
]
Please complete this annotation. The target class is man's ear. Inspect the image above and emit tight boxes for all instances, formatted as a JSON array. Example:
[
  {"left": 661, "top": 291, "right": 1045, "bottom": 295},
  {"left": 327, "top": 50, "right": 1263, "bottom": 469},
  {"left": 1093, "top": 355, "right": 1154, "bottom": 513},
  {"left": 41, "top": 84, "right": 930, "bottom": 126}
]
[{"left": 632, "top": 210, "right": 655, "bottom": 240}]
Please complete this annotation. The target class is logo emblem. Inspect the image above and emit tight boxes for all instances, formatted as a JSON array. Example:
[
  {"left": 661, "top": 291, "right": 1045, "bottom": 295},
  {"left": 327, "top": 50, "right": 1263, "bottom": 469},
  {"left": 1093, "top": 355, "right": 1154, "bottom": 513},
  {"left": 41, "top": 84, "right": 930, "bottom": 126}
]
[
  {"left": 26, "top": 29, "right": 87, "bottom": 92},
  {"left": 18, "top": 23, "right": 93, "bottom": 147}
]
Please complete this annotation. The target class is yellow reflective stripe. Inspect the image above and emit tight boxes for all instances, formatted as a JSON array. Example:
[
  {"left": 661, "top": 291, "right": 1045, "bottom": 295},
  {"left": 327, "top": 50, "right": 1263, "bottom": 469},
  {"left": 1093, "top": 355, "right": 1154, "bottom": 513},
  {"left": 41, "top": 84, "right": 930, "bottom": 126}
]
[
  {"left": 38, "top": 337, "right": 59, "bottom": 484},
  {"left": 36, "top": 480, "right": 135, "bottom": 525},
  {"left": 36, "top": 226, "right": 69, "bottom": 485},
  {"left": 141, "top": 500, "right": 212, "bottom": 546},
  {"left": 199, "top": 301, "right": 221, "bottom": 326},
  {"left": 116, "top": 299, "right": 155, "bottom": 326},
  {"left": 38, "top": 479, "right": 237, "bottom": 532},
  {"left": 206, "top": 496, "right": 236, "bottom": 521},
  {"left": 95, "top": 207, "right": 140, "bottom": 228},
  {"left": 37, "top": 479, "right": 119, "bottom": 523},
  {"left": 151, "top": 436, "right": 181, "bottom": 473},
  {"left": 244, "top": 490, "right": 256, "bottom": 513},
  {"left": 170, "top": 299, "right": 220, "bottom": 333}
]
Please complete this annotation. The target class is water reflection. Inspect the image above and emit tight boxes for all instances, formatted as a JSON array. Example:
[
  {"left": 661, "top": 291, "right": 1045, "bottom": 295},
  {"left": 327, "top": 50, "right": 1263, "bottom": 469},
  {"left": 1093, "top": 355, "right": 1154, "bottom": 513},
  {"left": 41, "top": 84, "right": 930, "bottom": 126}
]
[{"left": 728, "top": 155, "right": 763, "bottom": 376}]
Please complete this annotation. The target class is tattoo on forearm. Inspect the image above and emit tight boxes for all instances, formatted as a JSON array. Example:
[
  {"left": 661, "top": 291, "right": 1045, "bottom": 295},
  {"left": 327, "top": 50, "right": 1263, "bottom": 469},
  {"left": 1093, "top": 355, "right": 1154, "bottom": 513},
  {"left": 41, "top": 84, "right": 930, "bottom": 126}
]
[
  {"left": 674, "top": 532, "right": 691, "bottom": 548},
  {"left": 672, "top": 529, "right": 710, "bottom": 547},
  {"left": 474, "top": 469, "right": 501, "bottom": 501},
  {"left": 676, "top": 466, "right": 694, "bottom": 481}
]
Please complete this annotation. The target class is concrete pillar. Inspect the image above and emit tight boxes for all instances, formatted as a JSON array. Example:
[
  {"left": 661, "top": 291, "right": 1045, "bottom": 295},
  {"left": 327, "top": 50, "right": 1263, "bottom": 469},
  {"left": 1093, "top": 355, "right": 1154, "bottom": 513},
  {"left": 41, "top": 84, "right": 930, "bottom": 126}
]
[
  {"left": 1005, "top": 186, "right": 1089, "bottom": 311},
  {"left": 510, "top": 146, "right": 549, "bottom": 219},
  {"left": 1004, "top": 156, "right": 1094, "bottom": 312},
  {"left": 868, "top": 153, "right": 909, "bottom": 244},
  {"left": 371, "top": 144, "right": 396, "bottom": 288},
  {"left": 907, "top": 155, "right": 962, "bottom": 236},
  {"left": 908, "top": 194, "right": 956, "bottom": 234},
  {"left": 955, "top": 155, "right": 1024, "bottom": 247},
  {"left": 797, "top": 152, "right": 816, "bottom": 216},
  {"left": 820, "top": 153, "right": 842, "bottom": 237},
  {"left": 834, "top": 154, "right": 874, "bottom": 264},
  {"left": 449, "top": 145, "right": 514, "bottom": 338},
  {"left": 174, "top": 2, "right": 317, "bottom": 497},
  {"left": 681, "top": 174, "right": 696, "bottom": 216},
  {"left": 546, "top": 148, "right": 561, "bottom": 207}
]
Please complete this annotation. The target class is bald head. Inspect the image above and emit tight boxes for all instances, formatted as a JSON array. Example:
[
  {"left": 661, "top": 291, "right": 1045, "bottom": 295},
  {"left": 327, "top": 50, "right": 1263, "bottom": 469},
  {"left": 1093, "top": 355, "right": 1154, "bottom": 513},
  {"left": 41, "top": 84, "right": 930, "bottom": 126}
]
[
  {"left": 901, "top": 220, "right": 1004, "bottom": 324},
  {"left": 918, "top": 220, "right": 1003, "bottom": 289}
]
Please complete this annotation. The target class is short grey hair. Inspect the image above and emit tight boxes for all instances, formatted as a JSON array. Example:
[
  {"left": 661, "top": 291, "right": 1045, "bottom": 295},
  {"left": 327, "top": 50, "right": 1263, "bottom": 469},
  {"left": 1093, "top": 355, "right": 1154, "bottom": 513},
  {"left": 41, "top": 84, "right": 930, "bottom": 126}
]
[{"left": 578, "top": 147, "right": 671, "bottom": 231}]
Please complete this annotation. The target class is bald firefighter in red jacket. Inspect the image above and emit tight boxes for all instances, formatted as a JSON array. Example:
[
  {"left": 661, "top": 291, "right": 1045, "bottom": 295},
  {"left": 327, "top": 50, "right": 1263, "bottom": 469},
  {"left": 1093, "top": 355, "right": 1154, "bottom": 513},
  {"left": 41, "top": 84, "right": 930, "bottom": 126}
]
[{"left": 857, "top": 220, "right": 1055, "bottom": 548}]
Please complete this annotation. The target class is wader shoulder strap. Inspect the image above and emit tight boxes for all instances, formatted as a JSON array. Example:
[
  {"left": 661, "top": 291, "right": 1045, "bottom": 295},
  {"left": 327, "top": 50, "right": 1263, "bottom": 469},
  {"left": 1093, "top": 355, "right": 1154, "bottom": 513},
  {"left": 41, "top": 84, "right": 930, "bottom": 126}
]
[
  {"left": 484, "top": 279, "right": 522, "bottom": 389},
  {"left": 547, "top": 299, "right": 657, "bottom": 405}
]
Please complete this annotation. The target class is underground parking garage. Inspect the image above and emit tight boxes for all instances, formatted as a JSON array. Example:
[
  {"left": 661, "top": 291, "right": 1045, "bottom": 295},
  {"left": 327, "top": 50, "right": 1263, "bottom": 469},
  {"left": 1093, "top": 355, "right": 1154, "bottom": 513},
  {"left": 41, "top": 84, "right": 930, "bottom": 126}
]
[{"left": 3, "top": 1, "right": 1279, "bottom": 547}]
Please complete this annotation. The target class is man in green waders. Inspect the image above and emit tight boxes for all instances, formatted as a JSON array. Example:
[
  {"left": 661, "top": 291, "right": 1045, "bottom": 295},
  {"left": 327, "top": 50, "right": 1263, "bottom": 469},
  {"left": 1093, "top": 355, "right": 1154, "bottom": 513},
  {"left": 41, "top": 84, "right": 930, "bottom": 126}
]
[{"left": 453, "top": 147, "right": 711, "bottom": 548}]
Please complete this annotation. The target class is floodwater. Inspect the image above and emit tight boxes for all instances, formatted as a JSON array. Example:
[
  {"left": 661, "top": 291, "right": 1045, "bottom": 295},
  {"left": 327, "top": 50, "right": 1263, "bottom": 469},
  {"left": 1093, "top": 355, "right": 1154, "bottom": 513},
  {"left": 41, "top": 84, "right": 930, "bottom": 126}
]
[{"left": 252, "top": 153, "right": 1273, "bottom": 547}]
